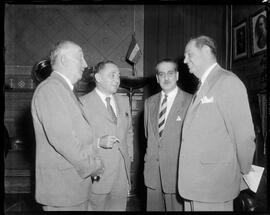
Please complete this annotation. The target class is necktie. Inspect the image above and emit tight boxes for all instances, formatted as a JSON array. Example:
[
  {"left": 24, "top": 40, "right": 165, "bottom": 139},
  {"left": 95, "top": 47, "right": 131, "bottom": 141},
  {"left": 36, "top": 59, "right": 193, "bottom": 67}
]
[
  {"left": 106, "top": 97, "right": 117, "bottom": 124},
  {"left": 158, "top": 94, "right": 168, "bottom": 137}
]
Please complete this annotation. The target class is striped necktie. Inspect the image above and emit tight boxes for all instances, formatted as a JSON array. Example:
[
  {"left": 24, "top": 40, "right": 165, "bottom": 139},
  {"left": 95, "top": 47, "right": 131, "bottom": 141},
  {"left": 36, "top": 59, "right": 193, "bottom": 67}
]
[
  {"left": 158, "top": 94, "right": 168, "bottom": 137},
  {"left": 106, "top": 97, "right": 117, "bottom": 124}
]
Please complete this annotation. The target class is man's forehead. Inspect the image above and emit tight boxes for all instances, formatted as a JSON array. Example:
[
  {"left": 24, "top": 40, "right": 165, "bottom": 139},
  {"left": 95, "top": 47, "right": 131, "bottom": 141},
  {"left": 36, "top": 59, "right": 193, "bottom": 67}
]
[
  {"left": 185, "top": 41, "right": 195, "bottom": 52},
  {"left": 157, "top": 62, "right": 175, "bottom": 71},
  {"left": 103, "top": 63, "right": 119, "bottom": 73}
]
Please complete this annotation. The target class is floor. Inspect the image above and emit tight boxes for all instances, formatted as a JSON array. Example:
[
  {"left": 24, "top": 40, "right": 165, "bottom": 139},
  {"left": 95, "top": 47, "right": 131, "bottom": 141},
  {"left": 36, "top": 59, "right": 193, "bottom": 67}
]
[
  {"left": 4, "top": 156, "right": 268, "bottom": 212},
  {"left": 4, "top": 193, "right": 145, "bottom": 212}
]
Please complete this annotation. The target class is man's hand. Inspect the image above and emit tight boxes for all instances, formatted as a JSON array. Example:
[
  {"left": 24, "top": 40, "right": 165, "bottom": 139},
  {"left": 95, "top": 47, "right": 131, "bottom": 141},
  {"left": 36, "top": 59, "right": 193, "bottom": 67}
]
[
  {"left": 91, "top": 156, "right": 104, "bottom": 181},
  {"left": 99, "top": 135, "right": 120, "bottom": 149}
]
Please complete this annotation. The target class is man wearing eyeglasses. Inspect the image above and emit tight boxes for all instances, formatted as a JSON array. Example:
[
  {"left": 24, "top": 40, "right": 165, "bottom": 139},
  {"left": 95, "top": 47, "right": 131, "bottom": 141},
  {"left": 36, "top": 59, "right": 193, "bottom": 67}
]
[{"left": 143, "top": 59, "right": 192, "bottom": 211}]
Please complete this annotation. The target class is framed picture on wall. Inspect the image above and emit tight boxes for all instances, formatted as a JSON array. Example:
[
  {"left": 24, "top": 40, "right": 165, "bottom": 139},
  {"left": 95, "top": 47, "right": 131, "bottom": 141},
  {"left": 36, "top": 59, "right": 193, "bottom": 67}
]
[
  {"left": 233, "top": 20, "right": 248, "bottom": 61},
  {"left": 250, "top": 7, "right": 267, "bottom": 56}
]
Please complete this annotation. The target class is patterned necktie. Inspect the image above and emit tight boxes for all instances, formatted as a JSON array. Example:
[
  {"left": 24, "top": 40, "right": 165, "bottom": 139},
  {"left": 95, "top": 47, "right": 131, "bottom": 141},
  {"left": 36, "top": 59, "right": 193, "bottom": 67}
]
[
  {"left": 158, "top": 94, "right": 168, "bottom": 137},
  {"left": 106, "top": 97, "right": 117, "bottom": 124}
]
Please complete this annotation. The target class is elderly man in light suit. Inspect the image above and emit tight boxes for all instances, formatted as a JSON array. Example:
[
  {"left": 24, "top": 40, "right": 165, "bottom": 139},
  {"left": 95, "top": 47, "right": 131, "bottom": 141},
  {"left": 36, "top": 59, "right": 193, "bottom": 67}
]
[
  {"left": 80, "top": 60, "right": 133, "bottom": 211},
  {"left": 31, "top": 41, "right": 107, "bottom": 211},
  {"left": 178, "top": 35, "right": 256, "bottom": 211},
  {"left": 144, "top": 59, "right": 192, "bottom": 211}
]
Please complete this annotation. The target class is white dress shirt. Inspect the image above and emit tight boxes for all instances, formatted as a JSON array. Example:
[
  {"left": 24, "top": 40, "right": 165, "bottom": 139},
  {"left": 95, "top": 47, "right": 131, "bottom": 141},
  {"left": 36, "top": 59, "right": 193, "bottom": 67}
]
[
  {"left": 95, "top": 88, "right": 118, "bottom": 116},
  {"left": 160, "top": 86, "right": 178, "bottom": 123},
  {"left": 197, "top": 62, "right": 217, "bottom": 94}
]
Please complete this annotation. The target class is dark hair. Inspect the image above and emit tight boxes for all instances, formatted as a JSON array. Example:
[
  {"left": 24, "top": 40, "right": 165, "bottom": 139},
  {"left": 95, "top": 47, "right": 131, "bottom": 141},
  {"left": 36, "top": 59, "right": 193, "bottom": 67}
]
[
  {"left": 190, "top": 35, "right": 217, "bottom": 58},
  {"left": 255, "top": 14, "right": 266, "bottom": 36},
  {"left": 155, "top": 58, "right": 178, "bottom": 74},
  {"left": 94, "top": 60, "right": 116, "bottom": 74}
]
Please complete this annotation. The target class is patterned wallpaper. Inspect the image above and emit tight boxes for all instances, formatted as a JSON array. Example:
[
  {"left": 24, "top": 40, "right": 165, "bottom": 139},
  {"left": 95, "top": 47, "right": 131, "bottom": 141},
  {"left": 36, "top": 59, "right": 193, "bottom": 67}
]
[
  {"left": 4, "top": 4, "right": 144, "bottom": 137},
  {"left": 4, "top": 4, "right": 144, "bottom": 82}
]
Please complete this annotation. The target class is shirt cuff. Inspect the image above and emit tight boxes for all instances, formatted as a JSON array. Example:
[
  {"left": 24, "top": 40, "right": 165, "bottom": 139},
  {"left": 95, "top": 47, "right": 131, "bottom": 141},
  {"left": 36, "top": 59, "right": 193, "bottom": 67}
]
[{"left": 97, "top": 138, "right": 101, "bottom": 149}]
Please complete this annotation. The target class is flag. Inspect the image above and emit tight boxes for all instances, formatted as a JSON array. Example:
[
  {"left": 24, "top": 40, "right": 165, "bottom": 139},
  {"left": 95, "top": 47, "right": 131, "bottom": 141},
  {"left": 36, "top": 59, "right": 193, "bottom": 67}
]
[{"left": 126, "top": 34, "right": 141, "bottom": 64}]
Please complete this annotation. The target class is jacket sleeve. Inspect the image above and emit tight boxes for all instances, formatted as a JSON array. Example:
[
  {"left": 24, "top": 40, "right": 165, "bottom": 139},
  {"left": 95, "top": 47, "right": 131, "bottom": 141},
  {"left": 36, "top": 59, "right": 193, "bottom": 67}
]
[
  {"left": 32, "top": 84, "right": 99, "bottom": 179},
  {"left": 218, "top": 75, "right": 256, "bottom": 174},
  {"left": 144, "top": 98, "right": 149, "bottom": 162},
  {"left": 144, "top": 98, "right": 149, "bottom": 139}
]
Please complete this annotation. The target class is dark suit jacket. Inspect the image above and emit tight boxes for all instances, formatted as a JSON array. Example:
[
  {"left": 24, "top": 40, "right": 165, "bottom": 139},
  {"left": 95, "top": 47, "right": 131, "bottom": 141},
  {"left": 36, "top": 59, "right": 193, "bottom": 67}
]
[
  {"left": 31, "top": 72, "right": 99, "bottom": 206},
  {"left": 80, "top": 89, "right": 133, "bottom": 194},
  {"left": 178, "top": 64, "right": 256, "bottom": 202},
  {"left": 144, "top": 87, "right": 192, "bottom": 193}
]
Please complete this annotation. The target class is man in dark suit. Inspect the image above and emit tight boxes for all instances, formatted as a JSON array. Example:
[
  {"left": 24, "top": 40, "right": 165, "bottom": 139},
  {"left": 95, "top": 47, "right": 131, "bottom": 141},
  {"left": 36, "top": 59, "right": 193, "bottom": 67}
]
[
  {"left": 178, "top": 35, "right": 256, "bottom": 211},
  {"left": 80, "top": 60, "right": 133, "bottom": 211},
  {"left": 31, "top": 40, "right": 105, "bottom": 211},
  {"left": 144, "top": 59, "right": 192, "bottom": 211}
]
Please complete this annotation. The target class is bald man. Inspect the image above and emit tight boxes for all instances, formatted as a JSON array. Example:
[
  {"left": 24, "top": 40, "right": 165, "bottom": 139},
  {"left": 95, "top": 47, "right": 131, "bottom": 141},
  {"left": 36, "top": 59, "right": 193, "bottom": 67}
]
[{"left": 31, "top": 40, "right": 109, "bottom": 211}]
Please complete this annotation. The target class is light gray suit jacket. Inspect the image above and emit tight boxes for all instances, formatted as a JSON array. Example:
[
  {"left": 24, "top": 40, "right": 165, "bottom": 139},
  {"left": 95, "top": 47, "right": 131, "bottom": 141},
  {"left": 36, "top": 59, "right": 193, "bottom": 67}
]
[
  {"left": 80, "top": 89, "right": 133, "bottom": 194},
  {"left": 31, "top": 72, "right": 99, "bottom": 206},
  {"left": 144, "top": 87, "right": 192, "bottom": 193},
  {"left": 178, "top": 64, "right": 256, "bottom": 202}
]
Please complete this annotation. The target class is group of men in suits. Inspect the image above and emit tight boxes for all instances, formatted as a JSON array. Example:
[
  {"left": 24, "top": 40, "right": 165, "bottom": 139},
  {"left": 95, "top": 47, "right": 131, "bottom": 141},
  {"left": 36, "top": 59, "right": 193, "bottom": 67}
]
[{"left": 31, "top": 35, "right": 255, "bottom": 211}]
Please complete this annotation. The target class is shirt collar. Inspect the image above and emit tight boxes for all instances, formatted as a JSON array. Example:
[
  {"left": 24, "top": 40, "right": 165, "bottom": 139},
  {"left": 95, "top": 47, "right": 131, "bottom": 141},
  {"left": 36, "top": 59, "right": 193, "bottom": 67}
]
[
  {"left": 161, "top": 86, "right": 178, "bottom": 99},
  {"left": 200, "top": 62, "right": 217, "bottom": 86},
  {"left": 95, "top": 87, "right": 113, "bottom": 101},
  {"left": 55, "top": 71, "right": 74, "bottom": 91}
]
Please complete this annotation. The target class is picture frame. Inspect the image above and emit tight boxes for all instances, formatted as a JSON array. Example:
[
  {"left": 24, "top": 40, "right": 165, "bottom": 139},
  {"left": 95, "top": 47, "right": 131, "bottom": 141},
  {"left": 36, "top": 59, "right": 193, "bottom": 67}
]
[
  {"left": 233, "top": 20, "right": 248, "bottom": 61},
  {"left": 250, "top": 7, "right": 267, "bottom": 56}
]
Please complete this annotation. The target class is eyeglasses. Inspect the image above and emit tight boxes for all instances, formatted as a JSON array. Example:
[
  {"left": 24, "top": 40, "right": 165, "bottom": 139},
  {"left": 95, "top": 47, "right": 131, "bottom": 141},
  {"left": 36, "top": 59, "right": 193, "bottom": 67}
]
[{"left": 157, "top": 71, "right": 176, "bottom": 78}]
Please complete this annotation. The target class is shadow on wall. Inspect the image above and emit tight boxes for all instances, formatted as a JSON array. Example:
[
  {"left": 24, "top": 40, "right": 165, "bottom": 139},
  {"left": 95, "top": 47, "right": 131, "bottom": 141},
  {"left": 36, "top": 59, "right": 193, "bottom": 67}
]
[
  {"left": 16, "top": 107, "right": 36, "bottom": 197},
  {"left": 134, "top": 109, "right": 147, "bottom": 210},
  {"left": 176, "top": 56, "right": 199, "bottom": 95}
]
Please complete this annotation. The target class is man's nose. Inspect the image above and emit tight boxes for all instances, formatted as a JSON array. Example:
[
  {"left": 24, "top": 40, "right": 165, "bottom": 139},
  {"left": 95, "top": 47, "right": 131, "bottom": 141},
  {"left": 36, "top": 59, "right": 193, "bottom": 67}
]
[
  {"left": 82, "top": 58, "right": 87, "bottom": 68},
  {"left": 183, "top": 56, "right": 188, "bottom": 64}
]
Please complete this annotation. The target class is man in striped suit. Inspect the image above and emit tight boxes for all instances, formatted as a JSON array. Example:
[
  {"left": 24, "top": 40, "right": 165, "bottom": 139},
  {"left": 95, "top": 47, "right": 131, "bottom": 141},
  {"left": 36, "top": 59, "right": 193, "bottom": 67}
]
[{"left": 143, "top": 59, "right": 192, "bottom": 211}]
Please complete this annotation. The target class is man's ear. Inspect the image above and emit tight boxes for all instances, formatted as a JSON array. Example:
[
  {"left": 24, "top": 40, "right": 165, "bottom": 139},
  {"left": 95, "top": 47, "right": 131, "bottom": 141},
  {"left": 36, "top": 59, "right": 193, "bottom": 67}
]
[
  {"left": 95, "top": 73, "right": 101, "bottom": 83},
  {"left": 176, "top": 71, "right": 179, "bottom": 81},
  {"left": 202, "top": 45, "right": 211, "bottom": 55},
  {"left": 156, "top": 74, "right": 160, "bottom": 84},
  {"left": 60, "top": 54, "right": 67, "bottom": 66}
]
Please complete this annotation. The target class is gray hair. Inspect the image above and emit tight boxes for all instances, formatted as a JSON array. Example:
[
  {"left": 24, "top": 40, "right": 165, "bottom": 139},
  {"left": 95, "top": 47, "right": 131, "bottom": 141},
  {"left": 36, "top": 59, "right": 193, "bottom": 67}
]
[
  {"left": 49, "top": 40, "right": 79, "bottom": 68},
  {"left": 189, "top": 35, "right": 217, "bottom": 58}
]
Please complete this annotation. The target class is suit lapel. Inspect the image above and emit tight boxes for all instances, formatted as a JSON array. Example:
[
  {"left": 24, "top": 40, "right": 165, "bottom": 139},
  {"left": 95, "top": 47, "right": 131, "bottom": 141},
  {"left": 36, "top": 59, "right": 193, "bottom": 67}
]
[
  {"left": 51, "top": 72, "right": 90, "bottom": 125},
  {"left": 113, "top": 94, "right": 122, "bottom": 127},
  {"left": 185, "top": 64, "right": 223, "bottom": 127},
  {"left": 92, "top": 90, "right": 117, "bottom": 124},
  {"left": 165, "top": 88, "right": 183, "bottom": 125},
  {"left": 150, "top": 93, "right": 161, "bottom": 139}
]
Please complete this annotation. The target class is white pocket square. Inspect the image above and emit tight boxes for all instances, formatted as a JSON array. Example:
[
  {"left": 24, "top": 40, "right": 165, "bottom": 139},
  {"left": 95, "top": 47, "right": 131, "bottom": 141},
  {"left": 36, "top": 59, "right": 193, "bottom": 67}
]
[
  {"left": 176, "top": 116, "right": 181, "bottom": 121},
  {"left": 201, "top": 96, "right": 214, "bottom": 104}
]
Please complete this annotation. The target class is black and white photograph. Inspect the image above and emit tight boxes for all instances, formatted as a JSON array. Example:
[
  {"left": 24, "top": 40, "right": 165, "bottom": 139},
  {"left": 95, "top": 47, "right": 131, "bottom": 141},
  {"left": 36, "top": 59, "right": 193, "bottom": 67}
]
[
  {"left": 233, "top": 20, "right": 248, "bottom": 60},
  {"left": 3, "top": 2, "right": 268, "bottom": 213},
  {"left": 250, "top": 7, "right": 267, "bottom": 55}
]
